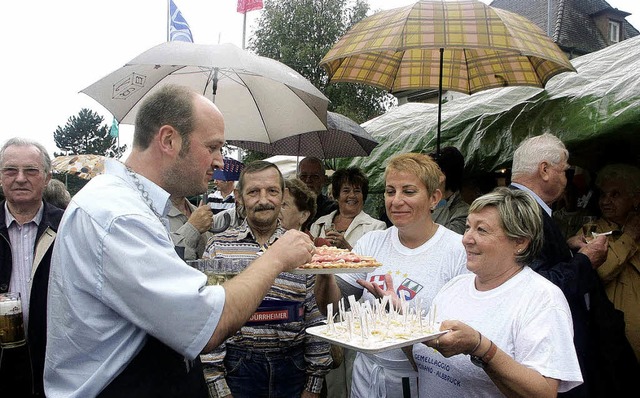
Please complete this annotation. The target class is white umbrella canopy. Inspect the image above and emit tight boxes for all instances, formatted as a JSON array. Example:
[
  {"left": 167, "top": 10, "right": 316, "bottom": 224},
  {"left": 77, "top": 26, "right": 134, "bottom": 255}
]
[{"left": 81, "top": 42, "right": 329, "bottom": 144}]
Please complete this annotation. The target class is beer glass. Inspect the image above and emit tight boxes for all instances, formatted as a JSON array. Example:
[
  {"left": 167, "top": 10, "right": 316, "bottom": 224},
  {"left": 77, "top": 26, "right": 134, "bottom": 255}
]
[
  {"left": 187, "top": 258, "right": 240, "bottom": 285},
  {"left": 582, "top": 216, "right": 598, "bottom": 242},
  {"left": 0, "top": 292, "right": 26, "bottom": 348}
]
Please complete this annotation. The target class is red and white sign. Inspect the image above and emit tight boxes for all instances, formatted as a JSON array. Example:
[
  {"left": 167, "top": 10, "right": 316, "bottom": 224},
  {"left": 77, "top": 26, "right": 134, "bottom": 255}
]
[{"left": 237, "top": 0, "right": 263, "bottom": 14}]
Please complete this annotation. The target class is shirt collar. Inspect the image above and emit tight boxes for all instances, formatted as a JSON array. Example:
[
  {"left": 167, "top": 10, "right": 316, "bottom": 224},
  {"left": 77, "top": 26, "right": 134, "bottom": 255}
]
[
  {"left": 106, "top": 159, "right": 172, "bottom": 218},
  {"left": 511, "top": 182, "right": 552, "bottom": 216},
  {"left": 236, "top": 219, "right": 285, "bottom": 246},
  {"left": 4, "top": 200, "right": 44, "bottom": 227}
]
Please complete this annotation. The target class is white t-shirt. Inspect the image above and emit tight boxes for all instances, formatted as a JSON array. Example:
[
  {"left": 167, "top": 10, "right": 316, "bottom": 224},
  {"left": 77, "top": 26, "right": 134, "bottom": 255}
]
[
  {"left": 413, "top": 267, "right": 583, "bottom": 397},
  {"left": 339, "top": 225, "right": 468, "bottom": 398}
]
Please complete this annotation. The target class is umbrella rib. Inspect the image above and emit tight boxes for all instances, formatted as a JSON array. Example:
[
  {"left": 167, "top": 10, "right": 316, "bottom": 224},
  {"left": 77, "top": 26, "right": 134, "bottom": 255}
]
[{"left": 233, "top": 73, "right": 271, "bottom": 143}]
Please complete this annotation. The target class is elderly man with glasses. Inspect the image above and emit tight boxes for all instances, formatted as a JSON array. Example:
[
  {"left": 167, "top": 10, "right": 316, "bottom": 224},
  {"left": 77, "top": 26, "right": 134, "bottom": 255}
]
[{"left": 0, "top": 137, "right": 64, "bottom": 397}]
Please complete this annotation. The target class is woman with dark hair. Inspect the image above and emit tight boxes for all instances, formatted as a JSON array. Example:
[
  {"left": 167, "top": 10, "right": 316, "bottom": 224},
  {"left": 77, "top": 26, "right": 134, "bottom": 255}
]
[
  {"left": 280, "top": 177, "right": 317, "bottom": 232},
  {"left": 310, "top": 167, "right": 386, "bottom": 251}
]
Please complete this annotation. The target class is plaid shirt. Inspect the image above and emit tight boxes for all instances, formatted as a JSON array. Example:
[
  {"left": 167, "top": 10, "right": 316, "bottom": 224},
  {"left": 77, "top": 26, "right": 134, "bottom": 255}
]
[{"left": 202, "top": 221, "right": 331, "bottom": 397}]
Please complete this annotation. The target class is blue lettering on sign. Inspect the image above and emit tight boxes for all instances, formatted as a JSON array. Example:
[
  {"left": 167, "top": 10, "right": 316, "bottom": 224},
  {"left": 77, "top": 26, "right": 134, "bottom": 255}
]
[
  {"left": 435, "top": 370, "right": 461, "bottom": 386},
  {"left": 416, "top": 363, "right": 434, "bottom": 373}
]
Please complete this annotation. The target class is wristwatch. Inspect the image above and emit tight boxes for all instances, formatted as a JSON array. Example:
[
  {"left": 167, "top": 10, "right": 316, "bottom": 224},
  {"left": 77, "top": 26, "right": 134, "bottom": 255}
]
[{"left": 470, "top": 340, "right": 497, "bottom": 369}]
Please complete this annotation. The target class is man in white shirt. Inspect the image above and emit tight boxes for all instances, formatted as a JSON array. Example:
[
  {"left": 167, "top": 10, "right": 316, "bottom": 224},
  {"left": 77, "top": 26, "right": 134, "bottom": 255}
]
[{"left": 44, "top": 85, "right": 315, "bottom": 398}]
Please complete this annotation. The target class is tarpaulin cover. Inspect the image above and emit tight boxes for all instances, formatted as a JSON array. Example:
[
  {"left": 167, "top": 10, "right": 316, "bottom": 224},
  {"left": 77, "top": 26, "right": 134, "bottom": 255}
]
[{"left": 336, "top": 35, "right": 640, "bottom": 193}]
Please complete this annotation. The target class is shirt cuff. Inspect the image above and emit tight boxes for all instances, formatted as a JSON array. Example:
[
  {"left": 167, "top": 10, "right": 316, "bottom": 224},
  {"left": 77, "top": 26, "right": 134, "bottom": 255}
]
[
  {"left": 210, "top": 377, "right": 232, "bottom": 398},
  {"left": 305, "top": 375, "right": 325, "bottom": 394}
]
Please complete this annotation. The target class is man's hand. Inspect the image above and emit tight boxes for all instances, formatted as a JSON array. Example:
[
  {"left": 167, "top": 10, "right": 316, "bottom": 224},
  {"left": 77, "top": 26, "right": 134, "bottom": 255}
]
[
  {"left": 263, "top": 230, "right": 315, "bottom": 272},
  {"left": 187, "top": 204, "right": 214, "bottom": 233},
  {"left": 578, "top": 234, "right": 607, "bottom": 269}
]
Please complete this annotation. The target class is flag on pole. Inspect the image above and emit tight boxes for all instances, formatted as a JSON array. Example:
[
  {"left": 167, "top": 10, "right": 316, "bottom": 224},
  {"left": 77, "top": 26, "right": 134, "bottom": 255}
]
[
  {"left": 109, "top": 117, "right": 119, "bottom": 138},
  {"left": 237, "top": 0, "right": 263, "bottom": 14},
  {"left": 169, "top": 0, "right": 193, "bottom": 42}
]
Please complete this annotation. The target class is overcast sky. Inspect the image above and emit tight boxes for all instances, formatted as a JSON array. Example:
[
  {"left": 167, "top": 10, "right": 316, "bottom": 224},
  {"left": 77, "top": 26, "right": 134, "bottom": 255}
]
[{"left": 2, "top": 0, "right": 638, "bottom": 158}]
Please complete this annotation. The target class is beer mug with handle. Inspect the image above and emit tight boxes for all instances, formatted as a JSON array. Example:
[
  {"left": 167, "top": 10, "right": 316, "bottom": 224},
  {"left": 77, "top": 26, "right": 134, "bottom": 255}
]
[{"left": 0, "top": 292, "right": 26, "bottom": 348}]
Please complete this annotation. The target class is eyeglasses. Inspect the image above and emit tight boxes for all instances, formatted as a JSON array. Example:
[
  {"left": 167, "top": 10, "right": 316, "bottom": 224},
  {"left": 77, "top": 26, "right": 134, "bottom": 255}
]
[{"left": 0, "top": 167, "right": 42, "bottom": 178}]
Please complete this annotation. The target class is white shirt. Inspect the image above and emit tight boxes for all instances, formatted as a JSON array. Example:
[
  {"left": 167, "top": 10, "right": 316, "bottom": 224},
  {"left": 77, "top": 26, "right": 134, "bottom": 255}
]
[
  {"left": 44, "top": 160, "right": 226, "bottom": 398},
  {"left": 339, "top": 226, "right": 468, "bottom": 397},
  {"left": 413, "top": 267, "right": 583, "bottom": 397}
]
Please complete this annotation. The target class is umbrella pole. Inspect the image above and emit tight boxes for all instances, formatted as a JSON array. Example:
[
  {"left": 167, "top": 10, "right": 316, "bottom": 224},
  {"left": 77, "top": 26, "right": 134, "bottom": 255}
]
[{"left": 437, "top": 48, "right": 444, "bottom": 157}]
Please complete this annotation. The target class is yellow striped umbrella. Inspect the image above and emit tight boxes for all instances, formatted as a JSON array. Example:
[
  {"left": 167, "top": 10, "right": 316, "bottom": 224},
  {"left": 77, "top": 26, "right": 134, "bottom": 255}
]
[{"left": 320, "top": 0, "right": 575, "bottom": 154}]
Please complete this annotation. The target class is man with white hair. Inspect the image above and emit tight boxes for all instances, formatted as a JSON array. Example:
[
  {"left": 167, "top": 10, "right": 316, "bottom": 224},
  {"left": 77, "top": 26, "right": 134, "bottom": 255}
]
[
  {"left": 0, "top": 137, "right": 64, "bottom": 397},
  {"left": 510, "top": 133, "right": 615, "bottom": 397}
]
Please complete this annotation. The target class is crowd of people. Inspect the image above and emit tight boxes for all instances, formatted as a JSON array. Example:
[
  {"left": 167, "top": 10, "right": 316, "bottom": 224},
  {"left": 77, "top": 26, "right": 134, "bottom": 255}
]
[{"left": 1, "top": 84, "right": 638, "bottom": 398}]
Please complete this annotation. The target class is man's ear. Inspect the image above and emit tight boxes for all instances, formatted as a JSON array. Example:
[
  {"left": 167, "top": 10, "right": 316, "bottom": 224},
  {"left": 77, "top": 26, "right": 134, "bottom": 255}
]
[
  {"left": 157, "top": 125, "right": 180, "bottom": 155},
  {"left": 539, "top": 161, "right": 551, "bottom": 182}
]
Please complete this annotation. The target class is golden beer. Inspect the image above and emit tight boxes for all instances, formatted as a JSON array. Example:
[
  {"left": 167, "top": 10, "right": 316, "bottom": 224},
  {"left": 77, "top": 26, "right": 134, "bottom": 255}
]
[
  {"left": 187, "top": 259, "right": 240, "bottom": 286},
  {"left": 0, "top": 292, "right": 26, "bottom": 348}
]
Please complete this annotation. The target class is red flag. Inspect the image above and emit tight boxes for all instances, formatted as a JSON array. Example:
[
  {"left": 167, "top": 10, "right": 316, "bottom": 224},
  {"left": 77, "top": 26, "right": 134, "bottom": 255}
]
[{"left": 237, "top": 0, "right": 263, "bottom": 14}]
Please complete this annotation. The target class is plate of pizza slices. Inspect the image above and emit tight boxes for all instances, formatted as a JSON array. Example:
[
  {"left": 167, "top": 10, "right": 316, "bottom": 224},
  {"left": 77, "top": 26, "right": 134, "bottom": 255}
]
[{"left": 291, "top": 246, "right": 382, "bottom": 274}]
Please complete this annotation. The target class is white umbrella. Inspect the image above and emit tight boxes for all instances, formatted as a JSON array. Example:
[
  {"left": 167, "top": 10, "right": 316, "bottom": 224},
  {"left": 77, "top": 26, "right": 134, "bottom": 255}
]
[{"left": 81, "top": 42, "right": 329, "bottom": 144}]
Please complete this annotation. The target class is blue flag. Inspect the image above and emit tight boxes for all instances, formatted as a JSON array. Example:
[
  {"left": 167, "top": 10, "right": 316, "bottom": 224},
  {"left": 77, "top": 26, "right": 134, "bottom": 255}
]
[
  {"left": 109, "top": 117, "right": 119, "bottom": 138},
  {"left": 169, "top": 0, "right": 193, "bottom": 42}
]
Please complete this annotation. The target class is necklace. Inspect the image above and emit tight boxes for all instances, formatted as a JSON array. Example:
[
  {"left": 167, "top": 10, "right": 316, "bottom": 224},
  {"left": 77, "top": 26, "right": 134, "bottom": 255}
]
[{"left": 126, "top": 166, "right": 163, "bottom": 220}]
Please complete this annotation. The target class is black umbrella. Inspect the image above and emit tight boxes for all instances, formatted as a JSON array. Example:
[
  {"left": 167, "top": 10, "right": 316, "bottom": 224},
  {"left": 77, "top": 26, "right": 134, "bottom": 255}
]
[{"left": 227, "top": 111, "right": 378, "bottom": 159}]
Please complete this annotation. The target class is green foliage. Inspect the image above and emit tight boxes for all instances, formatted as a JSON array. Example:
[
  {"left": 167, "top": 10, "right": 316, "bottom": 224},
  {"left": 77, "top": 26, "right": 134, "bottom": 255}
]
[
  {"left": 249, "top": 0, "right": 394, "bottom": 125},
  {"left": 53, "top": 108, "right": 127, "bottom": 158}
]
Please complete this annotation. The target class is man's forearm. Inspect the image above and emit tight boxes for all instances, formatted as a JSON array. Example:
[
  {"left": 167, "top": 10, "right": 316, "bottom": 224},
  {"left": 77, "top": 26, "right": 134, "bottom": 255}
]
[{"left": 206, "top": 253, "right": 285, "bottom": 349}]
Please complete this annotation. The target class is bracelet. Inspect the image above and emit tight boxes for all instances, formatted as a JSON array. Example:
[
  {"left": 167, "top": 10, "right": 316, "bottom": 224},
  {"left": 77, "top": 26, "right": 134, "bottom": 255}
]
[
  {"left": 481, "top": 340, "right": 497, "bottom": 364},
  {"left": 468, "top": 331, "right": 482, "bottom": 355}
]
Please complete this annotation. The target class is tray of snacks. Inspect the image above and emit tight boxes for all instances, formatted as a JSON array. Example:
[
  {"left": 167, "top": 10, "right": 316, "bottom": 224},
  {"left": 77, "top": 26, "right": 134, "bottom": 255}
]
[
  {"left": 306, "top": 295, "right": 447, "bottom": 354},
  {"left": 291, "top": 246, "right": 382, "bottom": 274}
]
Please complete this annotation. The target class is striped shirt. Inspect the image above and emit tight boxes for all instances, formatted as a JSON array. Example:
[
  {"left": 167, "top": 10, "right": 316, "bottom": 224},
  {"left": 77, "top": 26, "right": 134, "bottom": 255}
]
[
  {"left": 202, "top": 221, "right": 331, "bottom": 396},
  {"left": 5, "top": 201, "right": 44, "bottom": 333},
  {"left": 206, "top": 191, "right": 235, "bottom": 215}
]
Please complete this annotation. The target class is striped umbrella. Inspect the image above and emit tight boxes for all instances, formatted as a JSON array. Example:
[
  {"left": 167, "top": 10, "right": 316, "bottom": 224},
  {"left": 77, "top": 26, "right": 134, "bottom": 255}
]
[{"left": 320, "top": 0, "right": 575, "bottom": 155}]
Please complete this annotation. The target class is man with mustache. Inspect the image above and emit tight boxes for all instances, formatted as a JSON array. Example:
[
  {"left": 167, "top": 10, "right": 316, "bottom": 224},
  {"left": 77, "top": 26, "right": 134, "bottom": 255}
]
[{"left": 202, "top": 161, "right": 331, "bottom": 398}]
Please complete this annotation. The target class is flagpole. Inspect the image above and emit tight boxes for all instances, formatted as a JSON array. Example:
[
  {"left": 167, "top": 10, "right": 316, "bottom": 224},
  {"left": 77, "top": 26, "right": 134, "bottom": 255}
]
[
  {"left": 167, "top": 0, "right": 170, "bottom": 41},
  {"left": 242, "top": 12, "right": 247, "bottom": 50}
]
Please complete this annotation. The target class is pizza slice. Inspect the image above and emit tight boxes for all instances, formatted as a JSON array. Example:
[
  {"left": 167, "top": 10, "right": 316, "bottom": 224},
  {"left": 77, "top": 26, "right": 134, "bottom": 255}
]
[{"left": 297, "top": 246, "right": 382, "bottom": 269}]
